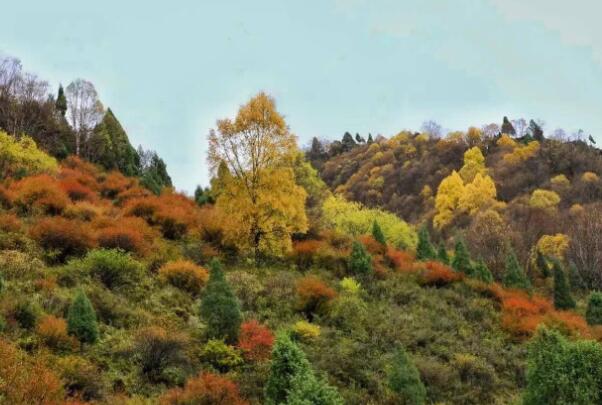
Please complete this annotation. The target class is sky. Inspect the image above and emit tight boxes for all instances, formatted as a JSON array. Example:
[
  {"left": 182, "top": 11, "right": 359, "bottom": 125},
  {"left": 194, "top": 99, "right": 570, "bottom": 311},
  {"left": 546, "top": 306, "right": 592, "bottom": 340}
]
[{"left": 1, "top": 0, "right": 602, "bottom": 193}]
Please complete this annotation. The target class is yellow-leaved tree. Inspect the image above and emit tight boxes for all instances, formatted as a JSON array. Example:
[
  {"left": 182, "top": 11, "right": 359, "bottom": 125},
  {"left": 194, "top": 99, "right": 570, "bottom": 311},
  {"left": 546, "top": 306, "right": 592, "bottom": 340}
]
[
  {"left": 458, "top": 173, "right": 497, "bottom": 215},
  {"left": 433, "top": 170, "right": 465, "bottom": 230},
  {"left": 208, "top": 92, "right": 307, "bottom": 263},
  {"left": 0, "top": 131, "right": 58, "bottom": 179},
  {"left": 459, "top": 146, "right": 486, "bottom": 183}
]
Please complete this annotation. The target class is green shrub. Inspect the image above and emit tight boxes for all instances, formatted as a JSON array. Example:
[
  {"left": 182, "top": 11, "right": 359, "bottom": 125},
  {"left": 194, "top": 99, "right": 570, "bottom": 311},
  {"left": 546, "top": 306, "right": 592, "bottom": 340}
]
[
  {"left": 13, "top": 301, "right": 39, "bottom": 329},
  {"left": 416, "top": 226, "right": 436, "bottom": 261},
  {"left": 451, "top": 239, "right": 472, "bottom": 275},
  {"left": 553, "top": 260, "right": 576, "bottom": 310},
  {"left": 82, "top": 249, "right": 144, "bottom": 289},
  {"left": 388, "top": 346, "right": 426, "bottom": 405},
  {"left": 586, "top": 292, "right": 602, "bottom": 325},
  {"left": 200, "top": 339, "right": 243, "bottom": 372},
  {"left": 372, "top": 221, "right": 386, "bottom": 245},
  {"left": 503, "top": 249, "right": 530, "bottom": 290},
  {"left": 348, "top": 241, "right": 372, "bottom": 276},
  {"left": 67, "top": 290, "right": 99, "bottom": 345}
]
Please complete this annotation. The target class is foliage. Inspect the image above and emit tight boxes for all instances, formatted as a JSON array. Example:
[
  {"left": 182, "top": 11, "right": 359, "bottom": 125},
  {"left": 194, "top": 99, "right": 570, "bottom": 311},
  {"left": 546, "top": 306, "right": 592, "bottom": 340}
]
[
  {"left": 296, "top": 275, "right": 337, "bottom": 317},
  {"left": 29, "top": 217, "right": 95, "bottom": 262},
  {"left": 419, "top": 261, "right": 463, "bottom": 287},
  {"left": 416, "top": 226, "right": 436, "bottom": 261},
  {"left": 67, "top": 290, "right": 99, "bottom": 344},
  {"left": 529, "top": 189, "right": 561, "bottom": 210},
  {"left": 287, "top": 372, "right": 344, "bottom": 405},
  {"left": 11, "top": 173, "right": 69, "bottom": 214},
  {"left": 371, "top": 221, "right": 386, "bottom": 245},
  {"left": 81, "top": 248, "right": 144, "bottom": 289},
  {"left": 134, "top": 326, "right": 189, "bottom": 383},
  {"left": 586, "top": 292, "right": 602, "bottom": 326},
  {"left": 503, "top": 250, "right": 531, "bottom": 290},
  {"left": 472, "top": 260, "right": 493, "bottom": 283},
  {"left": 388, "top": 346, "right": 426, "bottom": 405},
  {"left": 451, "top": 239, "right": 472, "bottom": 275},
  {"left": 159, "top": 260, "right": 209, "bottom": 295},
  {"left": 536, "top": 233, "right": 570, "bottom": 261},
  {"left": 434, "top": 170, "right": 464, "bottom": 229},
  {"left": 339, "top": 277, "right": 361, "bottom": 294},
  {"left": 0, "top": 130, "right": 58, "bottom": 179},
  {"left": 348, "top": 240, "right": 372, "bottom": 277},
  {"left": 200, "top": 339, "right": 243, "bottom": 372},
  {"left": 237, "top": 320, "right": 275, "bottom": 362},
  {"left": 436, "top": 242, "right": 449, "bottom": 265},
  {"left": 160, "top": 372, "right": 248, "bottom": 405},
  {"left": 552, "top": 260, "right": 576, "bottom": 310},
  {"left": 200, "top": 259, "right": 242, "bottom": 344},
  {"left": 36, "top": 314, "right": 76, "bottom": 350},
  {"left": 292, "top": 320, "right": 321, "bottom": 341}
]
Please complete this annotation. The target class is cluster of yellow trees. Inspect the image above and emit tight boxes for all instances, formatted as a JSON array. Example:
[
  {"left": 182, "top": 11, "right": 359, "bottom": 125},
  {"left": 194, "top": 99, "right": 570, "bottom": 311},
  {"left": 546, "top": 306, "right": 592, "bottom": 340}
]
[{"left": 0, "top": 131, "right": 58, "bottom": 179}]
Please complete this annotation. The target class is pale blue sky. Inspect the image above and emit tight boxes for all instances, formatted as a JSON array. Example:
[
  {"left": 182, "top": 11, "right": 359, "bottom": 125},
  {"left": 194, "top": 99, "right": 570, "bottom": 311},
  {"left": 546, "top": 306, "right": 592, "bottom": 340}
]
[{"left": 2, "top": 0, "right": 602, "bottom": 192}]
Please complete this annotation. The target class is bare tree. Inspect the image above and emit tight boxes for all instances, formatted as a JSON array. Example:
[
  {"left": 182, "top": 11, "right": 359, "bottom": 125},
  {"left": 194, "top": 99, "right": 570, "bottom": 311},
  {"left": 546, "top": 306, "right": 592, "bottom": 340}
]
[
  {"left": 420, "top": 120, "right": 442, "bottom": 138},
  {"left": 0, "top": 56, "right": 22, "bottom": 99},
  {"left": 568, "top": 205, "right": 602, "bottom": 289},
  {"left": 481, "top": 123, "right": 500, "bottom": 140},
  {"left": 512, "top": 118, "right": 527, "bottom": 137},
  {"left": 66, "top": 79, "right": 104, "bottom": 155},
  {"left": 551, "top": 128, "right": 567, "bottom": 141}
]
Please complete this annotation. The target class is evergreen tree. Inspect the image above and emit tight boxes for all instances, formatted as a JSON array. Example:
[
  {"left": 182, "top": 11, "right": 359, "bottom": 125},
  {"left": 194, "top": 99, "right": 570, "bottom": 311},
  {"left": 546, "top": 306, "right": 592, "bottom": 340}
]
[
  {"left": 194, "top": 185, "right": 214, "bottom": 206},
  {"left": 308, "top": 137, "right": 327, "bottom": 169},
  {"left": 265, "top": 332, "right": 312, "bottom": 404},
  {"left": 367, "top": 133, "right": 374, "bottom": 144},
  {"left": 528, "top": 119, "right": 544, "bottom": 142},
  {"left": 372, "top": 221, "right": 386, "bottom": 245},
  {"left": 473, "top": 259, "right": 493, "bottom": 283},
  {"left": 388, "top": 346, "right": 426, "bottom": 405},
  {"left": 341, "top": 131, "right": 357, "bottom": 152},
  {"left": 416, "top": 226, "right": 436, "bottom": 261},
  {"left": 451, "top": 239, "right": 472, "bottom": 275},
  {"left": 503, "top": 249, "right": 531, "bottom": 290},
  {"left": 552, "top": 260, "right": 575, "bottom": 310},
  {"left": 138, "top": 147, "right": 172, "bottom": 194},
  {"left": 437, "top": 242, "right": 449, "bottom": 265},
  {"left": 287, "top": 373, "right": 344, "bottom": 405},
  {"left": 55, "top": 84, "right": 67, "bottom": 116},
  {"left": 67, "top": 290, "right": 99, "bottom": 345},
  {"left": 199, "top": 259, "right": 242, "bottom": 344},
  {"left": 501, "top": 116, "right": 516, "bottom": 135},
  {"left": 586, "top": 292, "right": 602, "bottom": 325},
  {"left": 536, "top": 251, "right": 549, "bottom": 277},
  {"left": 355, "top": 133, "right": 365, "bottom": 143},
  {"left": 348, "top": 241, "right": 372, "bottom": 276}
]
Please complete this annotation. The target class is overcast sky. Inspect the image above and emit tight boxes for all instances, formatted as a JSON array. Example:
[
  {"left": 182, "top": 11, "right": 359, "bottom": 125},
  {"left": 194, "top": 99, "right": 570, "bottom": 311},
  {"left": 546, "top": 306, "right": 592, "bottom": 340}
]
[{"left": 2, "top": 0, "right": 602, "bottom": 192}]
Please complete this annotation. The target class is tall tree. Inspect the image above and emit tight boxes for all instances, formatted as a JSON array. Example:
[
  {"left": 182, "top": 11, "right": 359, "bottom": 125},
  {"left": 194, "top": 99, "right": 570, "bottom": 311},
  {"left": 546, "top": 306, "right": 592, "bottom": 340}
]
[
  {"left": 501, "top": 116, "right": 516, "bottom": 136},
  {"left": 208, "top": 92, "right": 307, "bottom": 263},
  {"left": 67, "top": 290, "right": 99, "bottom": 345},
  {"left": 65, "top": 79, "right": 104, "bottom": 156},
  {"left": 349, "top": 240, "right": 372, "bottom": 277},
  {"left": 528, "top": 119, "right": 544, "bottom": 142},
  {"left": 138, "top": 146, "right": 172, "bottom": 194},
  {"left": 372, "top": 221, "right": 386, "bottom": 245},
  {"left": 552, "top": 260, "right": 576, "bottom": 310},
  {"left": 503, "top": 249, "right": 531, "bottom": 290},
  {"left": 341, "top": 131, "right": 357, "bottom": 152},
  {"left": 55, "top": 84, "right": 67, "bottom": 116},
  {"left": 473, "top": 259, "right": 493, "bottom": 283},
  {"left": 416, "top": 226, "right": 436, "bottom": 261},
  {"left": 388, "top": 346, "right": 426, "bottom": 405},
  {"left": 452, "top": 239, "right": 472, "bottom": 275},
  {"left": 199, "top": 259, "right": 242, "bottom": 344},
  {"left": 437, "top": 242, "right": 450, "bottom": 265},
  {"left": 586, "top": 292, "right": 602, "bottom": 325}
]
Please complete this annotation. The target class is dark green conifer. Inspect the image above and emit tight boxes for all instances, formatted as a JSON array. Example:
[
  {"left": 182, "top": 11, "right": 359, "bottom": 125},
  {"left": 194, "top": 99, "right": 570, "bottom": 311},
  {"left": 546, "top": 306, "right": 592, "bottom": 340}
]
[
  {"left": 503, "top": 249, "right": 530, "bottom": 290},
  {"left": 388, "top": 346, "right": 426, "bottom": 405},
  {"left": 586, "top": 292, "right": 602, "bottom": 325},
  {"left": 552, "top": 260, "right": 575, "bottom": 310},
  {"left": 372, "top": 221, "right": 386, "bottom": 245},
  {"left": 55, "top": 84, "right": 68, "bottom": 116},
  {"left": 501, "top": 116, "right": 516, "bottom": 135},
  {"left": 348, "top": 241, "right": 372, "bottom": 276},
  {"left": 473, "top": 259, "right": 493, "bottom": 283},
  {"left": 451, "top": 239, "right": 472, "bottom": 275},
  {"left": 67, "top": 290, "right": 99, "bottom": 345},
  {"left": 437, "top": 242, "right": 449, "bottom": 265},
  {"left": 536, "top": 251, "right": 549, "bottom": 277},
  {"left": 416, "top": 226, "right": 436, "bottom": 261}
]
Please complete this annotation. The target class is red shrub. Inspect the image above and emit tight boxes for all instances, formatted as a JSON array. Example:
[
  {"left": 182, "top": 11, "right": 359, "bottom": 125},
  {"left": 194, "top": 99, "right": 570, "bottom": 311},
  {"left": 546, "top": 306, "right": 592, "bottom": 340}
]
[
  {"left": 0, "top": 184, "right": 12, "bottom": 208},
  {"left": 0, "top": 213, "right": 21, "bottom": 233},
  {"left": 292, "top": 240, "right": 324, "bottom": 269},
  {"left": 95, "top": 217, "right": 154, "bottom": 256},
  {"left": 160, "top": 372, "right": 248, "bottom": 405},
  {"left": 36, "top": 315, "right": 77, "bottom": 350},
  {"left": 296, "top": 275, "right": 337, "bottom": 316},
  {"left": 158, "top": 260, "right": 209, "bottom": 295},
  {"left": 359, "top": 234, "right": 386, "bottom": 255},
  {"left": 29, "top": 217, "right": 95, "bottom": 262},
  {"left": 59, "top": 178, "right": 96, "bottom": 202},
  {"left": 100, "top": 171, "right": 135, "bottom": 198},
  {"left": 419, "top": 261, "right": 463, "bottom": 287},
  {"left": 115, "top": 185, "right": 152, "bottom": 204},
  {"left": 372, "top": 256, "right": 390, "bottom": 279},
  {"left": 237, "top": 320, "right": 275, "bottom": 362},
  {"left": 386, "top": 247, "right": 416, "bottom": 273},
  {"left": 11, "top": 174, "right": 69, "bottom": 215},
  {"left": 61, "top": 156, "right": 101, "bottom": 180}
]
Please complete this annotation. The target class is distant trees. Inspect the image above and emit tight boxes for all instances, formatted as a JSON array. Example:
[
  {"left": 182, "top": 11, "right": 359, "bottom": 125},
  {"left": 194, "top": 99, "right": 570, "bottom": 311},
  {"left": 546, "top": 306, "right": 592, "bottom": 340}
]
[
  {"left": 138, "top": 146, "right": 172, "bottom": 194},
  {"left": 503, "top": 250, "right": 530, "bottom": 290},
  {"left": 501, "top": 116, "right": 515, "bottom": 135},
  {"left": 65, "top": 79, "right": 104, "bottom": 156},
  {"left": 552, "top": 260, "right": 575, "bottom": 310},
  {"left": 208, "top": 92, "right": 308, "bottom": 262},
  {"left": 421, "top": 120, "right": 442, "bottom": 138}
]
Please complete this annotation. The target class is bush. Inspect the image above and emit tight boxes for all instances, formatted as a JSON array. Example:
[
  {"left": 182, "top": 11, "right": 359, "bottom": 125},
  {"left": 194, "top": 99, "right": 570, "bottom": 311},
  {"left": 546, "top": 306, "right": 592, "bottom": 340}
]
[
  {"left": 81, "top": 249, "right": 144, "bottom": 289},
  {"left": 292, "top": 320, "right": 321, "bottom": 341},
  {"left": 159, "top": 260, "right": 209, "bottom": 295},
  {"left": 0, "top": 212, "right": 21, "bottom": 233},
  {"left": 95, "top": 218, "right": 153, "bottom": 256},
  {"left": 57, "top": 355, "right": 106, "bottom": 401},
  {"left": 348, "top": 240, "right": 372, "bottom": 276},
  {"left": 0, "top": 131, "right": 58, "bottom": 178},
  {"left": 388, "top": 346, "right": 426, "bottom": 405},
  {"left": 586, "top": 292, "right": 602, "bottom": 325},
  {"left": 11, "top": 174, "right": 69, "bottom": 215},
  {"left": 29, "top": 217, "right": 95, "bottom": 262},
  {"left": 134, "top": 326, "right": 189, "bottom": 383},
  {"left": 59, "top": 178, "right": 96, "bottom": 202},
  {"left": 291, "top": 239, "right": 324, "bottom": 270},
  {"left": 36, "top": 315, "right": 77, "bottom": 350},
  {"left": 419, "top": 261, "right": 463, "bottom": 287},
  {"left": 296, "top": 275, "right": 337, "bottom": 317},
  {"left": 339, "top": 277, "right": 361, "bottom": 294},
  {"left": 13, "top": 300, "right": 40, "bottom": 329},
  {"left": 159, "top": 372, "right": 248, "bottom": 405},
  {"left": 200, "top": 339, "right": 243, "bottom": 372},
  {"left": 386, "top": 247, "right": 416, "bottom": 273},
  {"left": 238, "top": 320, "right": 275, "bottom": 362}
]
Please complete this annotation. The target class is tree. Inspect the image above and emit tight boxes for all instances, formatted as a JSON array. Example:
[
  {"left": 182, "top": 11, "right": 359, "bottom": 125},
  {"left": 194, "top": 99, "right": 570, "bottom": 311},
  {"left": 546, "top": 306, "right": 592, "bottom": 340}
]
[
  {"left": 420, "top": 120, "right": 442, "bottom": 138},
  {"left": 194, "top": 185, "right": 214, "bottom": 206},
  {"left": 367, "top": 133, "right": 374, "bottom": 144},
  {"left": 355, "top": 133, "right": 365, "bottom": 143},
  {"left": 473, "top": 259, "right": 493, "bottom": 283},
  {"left": 503, "top": 249, "right": 530, "bottom": 290},
  {"left": 528, "top": 119, "right": 544, "bottom": 142},
  {"left": 552, "top": 260, "right": 575, "bottom": 310},
  {"left": 349, "top": 241, "right": 372, "bottom": 276},
  {"left": 437, "top": 242, "right": 449, "bottom": 265},
  {"left": 452, "top": 239, "right": 472, "bottom": 275},
  {"left": 65, "top": 79, "right": 104, "bottom": 156},
  {"left": 372, "top": 221, "right": 386, "bottom": 245},
  {"left": 138, "top": 146, "right": 172, "bottom": 194},
  {"left": 458, "top": 147, "right": 486, "bottom": 183},
  {"left": 586, "top": 292, "right": 602, "bottom": 325},
  {"left": 287, "top": 373, "right": 344, "bottom": 405},
  {"left": 434, "top": 170, "right": 465, "bottom": 229},
  {"left": 208, "top": 92, "right": 307, "bottom": 263},
  {"left": 416, "top": 226, "right": 436, "bottom": 261},
  {"left": 265, "top": 332, "right": 312, "bottom": 404},
  {"left": 536, "top": 251, "right": 550, "bottom": 277},
  {"left": 388, "top": 346, "right": 426, "bottom": 405},
  {"left": 199, "top": 259, "right": 242, "bottom": 344},
  {"left": 341, "top": 131, "right": 357, "bottom": 152},
  {"left": 67, "top": 290, "right": 99, "bottom": 345},
  {"left": 55, "top": 84, "right": 67, "bottom": 116},
  {"left": 501, "top": 116, "right": 515, "bottom": 136},
  {"left": 512, "top": 118, "right": 527, "bottom": 137},
  {"left": 458, "top": 173, "right": 497, "bottom": 215}
]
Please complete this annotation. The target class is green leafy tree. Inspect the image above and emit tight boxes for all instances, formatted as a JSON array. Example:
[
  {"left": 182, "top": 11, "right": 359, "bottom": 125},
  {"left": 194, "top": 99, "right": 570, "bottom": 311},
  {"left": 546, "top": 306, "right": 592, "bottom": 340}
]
[
  {"left": 349, "top": 241, "right": 372, "bottom": 277},
  {"left": 67, "top": 290, "right": 99, "bottom": 345},
  {"left": 536, "top": 251, "right": 550, "bottom": 277},
  {"left": 388, "top": 346, "right": 426, "bottom": 405},
  {"left": 55, "top": 84, "right": 67, "bottom": 116},
  {"left": 416, "top": 226, "right": 436, "bottom": 261},
  {"left": 451, "top": 239, "right": 472, "bottom": 275},
  {"left": 287, "top": 373, "right": 344, "bottom": 405},
  {"left": 138, "top": 147, "right": 172, "bottom": 194},
  {"left": 473, "top": 259, "right": 493, "bottom": 283},
  {"left": 552, "top": 260, "right": 575, "bottom": 310},
  {"left": 437, "top": 242, "right": 449, "bottom": 265},
  {"left": 503, "top": 249, "right": 531, "bottom": 290},
  {"left": 265, "top": 332, "right": 312, "bottom": 404},
  {"left": 199, "top": 259, "right": 242, "bottom": 344},
  {"left": 372, "top": 221, "right": 386, "bottom": 245},
  {"left": 586, "top": 292, "right": 602, "bottom": 325}
]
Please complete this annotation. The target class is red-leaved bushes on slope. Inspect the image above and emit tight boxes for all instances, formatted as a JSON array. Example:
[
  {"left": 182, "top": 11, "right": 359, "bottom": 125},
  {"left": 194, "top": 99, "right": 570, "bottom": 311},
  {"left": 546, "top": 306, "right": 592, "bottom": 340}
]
[
  {"left": 296, "top": 275, "right": 337, "bottom": 317},
  {"left": 419, "top": 261, "right": 464, "bottom": 287},
  {"left": 10, "top": 174, "right": 69, "bottom": 215},
  {"left": 159, "top": 372, "right": 248, "bottom": 405},
  {"left": 94, "top": 216, "right": 156, "bottom": 256},
  {"left": 158, "top": 260, "right": 209, "bottom": 295},
  {"left": 237, "top": 320, "right": 275, "bottom": 362},
  {"left": 29, "top": 217, "right": 96, "bottom": 262}
]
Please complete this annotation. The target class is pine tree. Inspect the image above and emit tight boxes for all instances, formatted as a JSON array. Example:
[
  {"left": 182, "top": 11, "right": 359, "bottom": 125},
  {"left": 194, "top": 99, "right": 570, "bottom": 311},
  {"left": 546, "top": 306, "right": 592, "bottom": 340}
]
[
  {"left": 265, "top": 332, "right": 312, "bottom": 404},
  {"left": 416, "top": 226, "right": 436, "bottom": 261},
  {"left": 552, "top": 260, "right": 575, "bottom": 310},
  {"left": 67, "top": 290, "right": 99, "bottom": 345},
  {"left": 501, "top": 116, "right": 516, "bottom": 136},
  {"left": 372, "top": 221, "right": 386, "bottom": 245},
  {"left": 367, "top": 133, "right": 374, "bottom": 144},
  {"left": 473, "top": 259, "right": 493, "bottom": 283},
  {"left": 536, "top": 251, "right": 549, "bottom": 277},
  {"left": 586, "top": 292, "right": 602, "bottom": 325},
  {"left": 451, "top": 239, "right": 472, "bottom": 275},
  {"left": 341, "top": 132, "right": 357, "bottom": 152},
  {"left": 388, "top": 346, "right": 426, "bottom": 405},
  {"left": 200, "top": 259, "right": 242, "bottom": 344},
  {"left": 348, "top": 241, "right": 372, "bottom": 276},
  {"left": 437, "top": 242, "right": 449, "bottom": 265},
  {"left": 528, "top": 119, "right": 544, "bottom": 142},
  {"left": 287, "top": 373, "right": 344, "bottom": 405},
  {"left": 55, "top": 84, "right": 67, "bottom": 116},
  {"left": 503, "top": 249, "right": 530, "bottom": 290}
]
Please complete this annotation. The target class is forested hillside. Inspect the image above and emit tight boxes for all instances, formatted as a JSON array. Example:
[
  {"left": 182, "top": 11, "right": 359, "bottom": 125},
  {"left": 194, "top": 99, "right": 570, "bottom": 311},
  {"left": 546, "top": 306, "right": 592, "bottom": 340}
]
[{"left": 3, "top": 56, "right": 602, "bottom": 405}]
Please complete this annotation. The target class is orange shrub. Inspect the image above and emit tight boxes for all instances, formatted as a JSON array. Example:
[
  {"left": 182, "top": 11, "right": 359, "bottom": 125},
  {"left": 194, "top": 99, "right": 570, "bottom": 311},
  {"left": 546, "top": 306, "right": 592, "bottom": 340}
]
[
  {"left": 0, "top": 212, "right": 21, "bottom": 233},
  {"left": 373, "top": 256, "right": 390, "bottom": 279},
  {"left": 419, "top": 261, "right": 463, "bottom": 287},
  {"left": 115, "top": 185, "right": 152, "bottom": 204},
  {"left": 0, "top": 183, "right": 12, "bottom": 208},
  {"left": 36, "top": 315, "right": 77, "bottom": 350},
  {"left": 292, "top": 240, "right": 325, "bottom": 269},
  {"left": 11, "top": 174, "right": 69, "bottom": 215},
  {"left": 33, "top": 276, "right": 58, "bottom": 294},
  {"left": 359, "top": 234, "right": 386, "bottom": 255},
  {"left": 160, "top": 372, "right": 248, "bottom": 405},
  {"left": 100, "top": 171, "right": 135, "bottom": 198},
  {"left": 386, "top": 247, "right": 416, "bottom": 273},
  {"left": 96, "top": 217, "right": 154, "bottom": 256},
  {"left": 63, "top": 201, "right": 104, "bottom": 221},
  {"left": 29, "top": 217, "right": 95, "bottom": 262},
  {"left": 158, "top": 260, "right": 209, "bottom": 295},
  {"left": 237, "top": 320, "right": 275, "bottom": 362},
  {"left": 296, "top": 275, "right": 337, "bottom": 316},
  {"left": 59, "top": 178, "right": 96, "bottom": 202},
  {"left": 61, "top": 156, "right": 101, "bottom": 180}
]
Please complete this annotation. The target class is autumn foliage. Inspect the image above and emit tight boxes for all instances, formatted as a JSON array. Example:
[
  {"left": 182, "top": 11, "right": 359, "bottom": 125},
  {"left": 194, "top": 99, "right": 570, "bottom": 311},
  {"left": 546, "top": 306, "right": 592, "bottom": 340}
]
[
  {"left": 296, "top": 275, "right": 337, "bottom": 316},
  {"left": 237, "top": 320, "right": 275, "bottom": 362},
  {"left": 11, "top": 174, "right": 69, "bottom": 215},
  {"left": 159, "top": 372, "right": 248, "bottom": 405},
  {"left": 158, "top": 260, "right": 209, "bottom": 295},
  {"left": 29, "top": 217, "right": 95, "bottom": 261},
  {"left": 419, "top": 261, "right": 463, "bottom": 287}
]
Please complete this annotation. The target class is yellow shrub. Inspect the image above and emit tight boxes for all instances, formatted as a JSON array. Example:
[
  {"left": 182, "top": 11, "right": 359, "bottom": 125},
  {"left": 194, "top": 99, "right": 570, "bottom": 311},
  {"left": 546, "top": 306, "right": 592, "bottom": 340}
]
[{"left": 292, "top": 320, "right": 320, "bottom": 340}]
